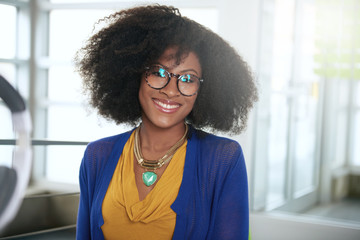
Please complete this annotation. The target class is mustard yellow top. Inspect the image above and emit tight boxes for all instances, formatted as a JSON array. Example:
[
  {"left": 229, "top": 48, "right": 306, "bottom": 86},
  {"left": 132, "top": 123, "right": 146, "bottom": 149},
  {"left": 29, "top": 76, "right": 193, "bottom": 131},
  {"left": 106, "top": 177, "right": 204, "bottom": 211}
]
[{"left": 101, "top": 131, "right": 187, "bottom": 240}]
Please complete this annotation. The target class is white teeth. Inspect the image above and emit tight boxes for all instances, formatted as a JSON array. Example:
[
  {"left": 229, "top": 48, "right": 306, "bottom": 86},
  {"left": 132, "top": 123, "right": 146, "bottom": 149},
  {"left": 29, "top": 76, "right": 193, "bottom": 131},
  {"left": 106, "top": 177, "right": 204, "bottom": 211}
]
[{"left": 154, "top": 100, "right": 180, "bottom": 109}]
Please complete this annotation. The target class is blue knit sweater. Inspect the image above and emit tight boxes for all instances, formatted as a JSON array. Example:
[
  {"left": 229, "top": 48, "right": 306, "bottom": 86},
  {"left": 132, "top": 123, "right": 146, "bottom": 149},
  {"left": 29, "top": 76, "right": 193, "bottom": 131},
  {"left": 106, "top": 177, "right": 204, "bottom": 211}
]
[{"left": 76, "top": 126, "right": 249, "bottom": 239}]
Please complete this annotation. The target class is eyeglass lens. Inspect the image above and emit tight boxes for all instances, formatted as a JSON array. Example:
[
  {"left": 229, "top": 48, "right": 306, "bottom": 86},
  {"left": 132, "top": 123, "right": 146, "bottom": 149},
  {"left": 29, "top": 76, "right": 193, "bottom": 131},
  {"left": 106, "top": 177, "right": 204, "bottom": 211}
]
[{"left": 146, "top": 66, "right": 201, "bottom": 96}]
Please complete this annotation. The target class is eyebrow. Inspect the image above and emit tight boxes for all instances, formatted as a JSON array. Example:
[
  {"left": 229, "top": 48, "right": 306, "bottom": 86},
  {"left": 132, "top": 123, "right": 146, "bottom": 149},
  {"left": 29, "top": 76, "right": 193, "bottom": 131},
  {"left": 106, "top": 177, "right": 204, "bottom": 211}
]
[
  {"left": 179, "top": 68, "right": 200, "bottom": 75},
  {"left": 154, "top": 63, "right": 200, "bottom": 76}
]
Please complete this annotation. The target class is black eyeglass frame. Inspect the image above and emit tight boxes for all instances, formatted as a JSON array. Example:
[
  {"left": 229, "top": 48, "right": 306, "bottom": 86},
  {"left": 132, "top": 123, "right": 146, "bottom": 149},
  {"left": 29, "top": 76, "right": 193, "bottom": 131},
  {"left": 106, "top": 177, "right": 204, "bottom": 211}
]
[{"left": 144, "top": 66, "right": 204, "bottom": 97}]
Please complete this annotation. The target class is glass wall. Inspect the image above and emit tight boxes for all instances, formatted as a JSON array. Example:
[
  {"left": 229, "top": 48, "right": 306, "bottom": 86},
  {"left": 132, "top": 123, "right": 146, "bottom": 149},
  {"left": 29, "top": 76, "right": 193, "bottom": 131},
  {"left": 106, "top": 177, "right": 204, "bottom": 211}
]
[
  {"left": 0, "top": 3, "right": 23, "bottom": 167},
  {"left": 1, "top": 0, "right": 359, "bottom": 222},
  {"left": 252, "top": 0, "right": 360, "bottom": 212},
  {"left": 0, "top": 0, "right": 219, "bottom": 185}
]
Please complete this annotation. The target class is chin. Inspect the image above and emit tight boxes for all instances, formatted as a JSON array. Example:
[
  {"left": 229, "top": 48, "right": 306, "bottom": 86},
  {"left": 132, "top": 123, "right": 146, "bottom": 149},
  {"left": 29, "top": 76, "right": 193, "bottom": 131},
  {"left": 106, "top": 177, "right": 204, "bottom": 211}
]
[{"left": 148, "top": 117, "right": 185, "bottom": 130}]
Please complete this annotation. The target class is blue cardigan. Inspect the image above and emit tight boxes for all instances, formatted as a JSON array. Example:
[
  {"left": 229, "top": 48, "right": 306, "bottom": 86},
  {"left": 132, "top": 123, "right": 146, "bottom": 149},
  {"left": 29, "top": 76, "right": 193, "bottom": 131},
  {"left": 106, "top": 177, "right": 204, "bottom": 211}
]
[{"left": 76, "top": 127, "right": 249, "bottom": 239}]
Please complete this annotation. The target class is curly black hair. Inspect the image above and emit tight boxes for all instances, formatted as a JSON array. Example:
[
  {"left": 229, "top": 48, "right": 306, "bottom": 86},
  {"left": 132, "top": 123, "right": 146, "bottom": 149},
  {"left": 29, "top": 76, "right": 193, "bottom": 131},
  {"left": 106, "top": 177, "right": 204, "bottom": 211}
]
[{"left": 75, "top": 5, "right": 258, "bottom": 134}]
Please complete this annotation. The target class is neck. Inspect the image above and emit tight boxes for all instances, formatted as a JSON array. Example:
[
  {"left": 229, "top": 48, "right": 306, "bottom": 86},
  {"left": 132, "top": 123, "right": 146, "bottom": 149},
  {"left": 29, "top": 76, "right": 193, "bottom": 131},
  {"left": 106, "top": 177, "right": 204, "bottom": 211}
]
[{"left": 139, "top": 121, "right": 186, "bottom": 153}]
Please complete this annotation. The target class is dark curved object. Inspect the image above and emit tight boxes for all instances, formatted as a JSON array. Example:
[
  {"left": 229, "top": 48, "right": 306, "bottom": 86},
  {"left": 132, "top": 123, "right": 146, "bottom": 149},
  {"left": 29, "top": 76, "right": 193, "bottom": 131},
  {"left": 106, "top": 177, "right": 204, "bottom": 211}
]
[
  {"left": 0, "top": 75, "right": 26, "bottom": 113},
  {"left": 0, "top": 75, "right": 23, "bottom": 232},
  {"left": 0, "top": 167, "right": 17, "bottom": 218}
]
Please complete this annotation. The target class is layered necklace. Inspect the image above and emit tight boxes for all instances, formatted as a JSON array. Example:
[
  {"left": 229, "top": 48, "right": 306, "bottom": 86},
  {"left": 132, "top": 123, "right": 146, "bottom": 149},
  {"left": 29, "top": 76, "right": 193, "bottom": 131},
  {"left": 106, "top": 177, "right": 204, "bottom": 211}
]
[{"left": 134, "top": 124, "right": 188, "bottom": 187}]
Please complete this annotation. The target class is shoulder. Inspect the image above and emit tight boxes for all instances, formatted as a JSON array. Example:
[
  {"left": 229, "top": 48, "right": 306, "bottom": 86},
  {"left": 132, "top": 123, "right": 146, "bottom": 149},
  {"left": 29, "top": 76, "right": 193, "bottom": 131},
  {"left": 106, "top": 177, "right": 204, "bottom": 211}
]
[
  {"left": 187, "top": 128, "right": 247, "bottom": 193},
  {"left": 81, "top": 130, "right": 133, "bottom": 173},
  {"left": 85, "top": 130, "right": 133, "bottom": 154},
  {"left": 191, "top": 128, "right": 243, "bottom": 160}
]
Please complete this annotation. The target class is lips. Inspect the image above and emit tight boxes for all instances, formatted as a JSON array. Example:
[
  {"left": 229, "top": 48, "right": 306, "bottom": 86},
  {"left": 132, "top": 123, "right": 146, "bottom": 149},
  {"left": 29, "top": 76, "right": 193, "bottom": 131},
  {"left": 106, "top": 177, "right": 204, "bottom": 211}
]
[{"left": 153, "top": 98, "right": 181, "bottom": 113}]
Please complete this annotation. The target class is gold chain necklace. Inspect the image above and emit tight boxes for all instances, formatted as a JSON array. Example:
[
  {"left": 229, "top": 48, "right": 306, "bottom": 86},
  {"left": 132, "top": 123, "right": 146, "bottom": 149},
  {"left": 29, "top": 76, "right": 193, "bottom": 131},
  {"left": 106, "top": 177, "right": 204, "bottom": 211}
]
[{"left": 134, "top": 124, "right": 188, "bottom": 186}]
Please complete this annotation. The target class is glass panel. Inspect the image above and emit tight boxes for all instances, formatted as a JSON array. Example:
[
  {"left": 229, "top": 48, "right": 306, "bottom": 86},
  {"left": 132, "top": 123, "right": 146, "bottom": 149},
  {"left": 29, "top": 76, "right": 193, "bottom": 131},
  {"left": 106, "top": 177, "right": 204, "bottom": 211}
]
[
  {"left": 356, "top": 81, "right": 360, "bottom": 106},
  {"left": 49, "top": 8, "right": 218, "bottom": 61},
  {"left": 46, "top": 145, "right": 86, "bottom": 184},
  {"left": 353, "top": 112, "right": 360, "bottom": 166},
  {"left": 333, "top": 111, "right": 348, "bottom": 168},
  {"left": 267, "top": 94, "right": 288, "bottom": 205},
  {"left": 51, "top": 0, "right": 107, "bottom": 2},
  {"left": 47, "top": 105, "right": 129, "bottom": 141},
  {"left": 271, "top": 0, "right": 295, "bottom": 91},
  {"left": 337, "top": 79, "right": 349, "bottom": 108},
  {"left": 296, "top": 2, "right": 316, "bottom": 81},
  {"left": 0, "top": 105, "right": 15, "bottom": 167},
  {"left": 0, "top": 5, "right": 16, "bottom": 59},
  {"left": 354, "top": 81, "right": 360, "bottom": 165},
  {"left": 294, "top": 93, "right": 317, "bottom": 194},
  {"left": 51, "top": 0, "right": 168, "bottom": 2},
  {"left": 49, "top": 9, "right": 113, "bottom": 60},
  {"left": 48, "top": 66, "right": 82, "bottom": 102},
  {"left": 46, "top": 104, "right": 129, "bottom": 183},
  {"left": 0, "top": 63, "right": 16, "bottom": 85},
  {"left": 265, "top": 0, "right": 295, "bottom": 206},
  {"left": 292, "top": 1, "right": 319, "bottom": 195},
  {"left": 0, "top": 104, "right": 14, "bottom": 139},
  {"left": 0, "top": 146, "right": 14, "bottom": 168},
  {"left": 313, "top": 0, "right": 360, "bottom": 81}
]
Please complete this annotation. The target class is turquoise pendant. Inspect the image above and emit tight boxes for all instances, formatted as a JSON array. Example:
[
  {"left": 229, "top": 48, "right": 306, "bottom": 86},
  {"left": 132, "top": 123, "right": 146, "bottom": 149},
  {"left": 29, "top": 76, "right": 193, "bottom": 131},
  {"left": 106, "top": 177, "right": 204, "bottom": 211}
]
[{"left": 142, "top": 171, "right": 157, "bottom": 187}]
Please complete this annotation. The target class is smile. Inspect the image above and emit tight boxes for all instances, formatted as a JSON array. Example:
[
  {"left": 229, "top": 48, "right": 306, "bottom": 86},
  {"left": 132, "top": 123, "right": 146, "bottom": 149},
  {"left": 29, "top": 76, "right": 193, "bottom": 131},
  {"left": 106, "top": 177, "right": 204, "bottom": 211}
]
[{"left": 153, "top": 98, "right": 181, "bottom": 113}]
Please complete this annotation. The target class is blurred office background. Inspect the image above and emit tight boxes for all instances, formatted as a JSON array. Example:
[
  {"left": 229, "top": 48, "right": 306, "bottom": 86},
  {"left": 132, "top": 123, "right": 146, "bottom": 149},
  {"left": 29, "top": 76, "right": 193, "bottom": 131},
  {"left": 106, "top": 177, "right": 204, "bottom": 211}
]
[{"left": 0, "top": 0, "right": 359, "bottom": 239}]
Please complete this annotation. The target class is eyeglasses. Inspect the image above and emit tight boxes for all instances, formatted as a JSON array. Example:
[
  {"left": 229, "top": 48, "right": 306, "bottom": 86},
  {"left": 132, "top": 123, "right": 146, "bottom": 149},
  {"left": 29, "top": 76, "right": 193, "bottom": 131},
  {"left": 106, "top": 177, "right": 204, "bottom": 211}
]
[{"left": 145, "top": 65, "right": 203, "bottom": 96}]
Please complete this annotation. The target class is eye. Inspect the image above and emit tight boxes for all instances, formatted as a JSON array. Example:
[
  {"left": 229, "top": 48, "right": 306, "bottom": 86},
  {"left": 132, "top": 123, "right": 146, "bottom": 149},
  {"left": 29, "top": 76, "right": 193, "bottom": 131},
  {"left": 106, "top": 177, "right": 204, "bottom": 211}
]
[
  {"left": 180, "top": 74, "right": 195, "bottom": 83},
  {"left": 159, "top": 68, "right": 166, "bottom": 77},
  {"left": 151, "top": 67, "right": 167, "bottom": 78}
]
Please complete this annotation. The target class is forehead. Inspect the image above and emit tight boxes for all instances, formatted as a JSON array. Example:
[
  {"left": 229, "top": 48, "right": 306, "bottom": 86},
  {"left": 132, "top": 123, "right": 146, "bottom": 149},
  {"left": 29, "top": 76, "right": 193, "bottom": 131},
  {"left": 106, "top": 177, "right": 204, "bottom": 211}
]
[{"left": 157, "top": 47, "right": 202, "bottom": 74}]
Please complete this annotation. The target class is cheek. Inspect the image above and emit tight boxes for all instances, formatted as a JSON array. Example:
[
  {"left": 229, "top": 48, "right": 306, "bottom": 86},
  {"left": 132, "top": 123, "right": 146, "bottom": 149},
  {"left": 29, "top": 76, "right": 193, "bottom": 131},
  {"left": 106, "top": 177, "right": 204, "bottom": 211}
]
[
  {"left": 138, "top": 78, "right": 148, "bottom": 103},
  {"left": 186, "top": 96, "right": 197, "bottom": 111},
  {"left": 138, "top": 86, "right": 147, "bottom": 112}
]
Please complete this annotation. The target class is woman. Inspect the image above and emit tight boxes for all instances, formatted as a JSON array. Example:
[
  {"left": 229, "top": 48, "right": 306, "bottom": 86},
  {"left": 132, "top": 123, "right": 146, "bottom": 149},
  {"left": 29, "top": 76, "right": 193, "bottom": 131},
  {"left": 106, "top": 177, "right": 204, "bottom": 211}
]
[{"left": 76, "top": 5, "right": 257, "bottom": 240}]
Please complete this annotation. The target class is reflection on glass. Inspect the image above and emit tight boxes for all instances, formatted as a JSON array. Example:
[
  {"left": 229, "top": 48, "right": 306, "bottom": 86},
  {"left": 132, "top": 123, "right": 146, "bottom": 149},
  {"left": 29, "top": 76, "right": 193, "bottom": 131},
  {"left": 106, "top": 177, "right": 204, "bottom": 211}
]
[{"left": 0, "top": 5, "right": 16, "bottom": 59}]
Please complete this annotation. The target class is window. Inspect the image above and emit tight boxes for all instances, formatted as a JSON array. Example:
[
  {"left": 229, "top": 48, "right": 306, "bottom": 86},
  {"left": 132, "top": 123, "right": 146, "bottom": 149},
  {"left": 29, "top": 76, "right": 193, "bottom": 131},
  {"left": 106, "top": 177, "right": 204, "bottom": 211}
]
[
  {"left": 0, "top": 5, "right": 17, "bottom": 60},
  {"left": 0, "top": 2, "right": 28, "bottom": 167},
  {"left": 0, "top": 0, "right": 219, "bottom": 186},
  {"left": 354, "top": 81, "right": 360, "bottom": 165},
  {"left": 44, "top": 4, "right": 218, "bottom": 184},
  {"left": 252, "top": 0, "right": 360, "bottom": 212}
]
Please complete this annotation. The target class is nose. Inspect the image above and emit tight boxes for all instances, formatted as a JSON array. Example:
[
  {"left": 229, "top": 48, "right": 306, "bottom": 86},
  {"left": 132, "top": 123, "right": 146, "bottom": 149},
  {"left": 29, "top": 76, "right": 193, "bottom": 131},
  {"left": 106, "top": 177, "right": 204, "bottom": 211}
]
[{"left": 160, "top": 76, "right": 180, "bottom": 97}]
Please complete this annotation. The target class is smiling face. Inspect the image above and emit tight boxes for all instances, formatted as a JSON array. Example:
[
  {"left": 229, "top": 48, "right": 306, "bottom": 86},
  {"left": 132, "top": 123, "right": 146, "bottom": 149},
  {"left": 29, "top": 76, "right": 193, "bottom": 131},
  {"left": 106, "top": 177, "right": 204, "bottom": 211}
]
[{"left": 139, "top": 47, "right": 202, "bottom": 130}]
